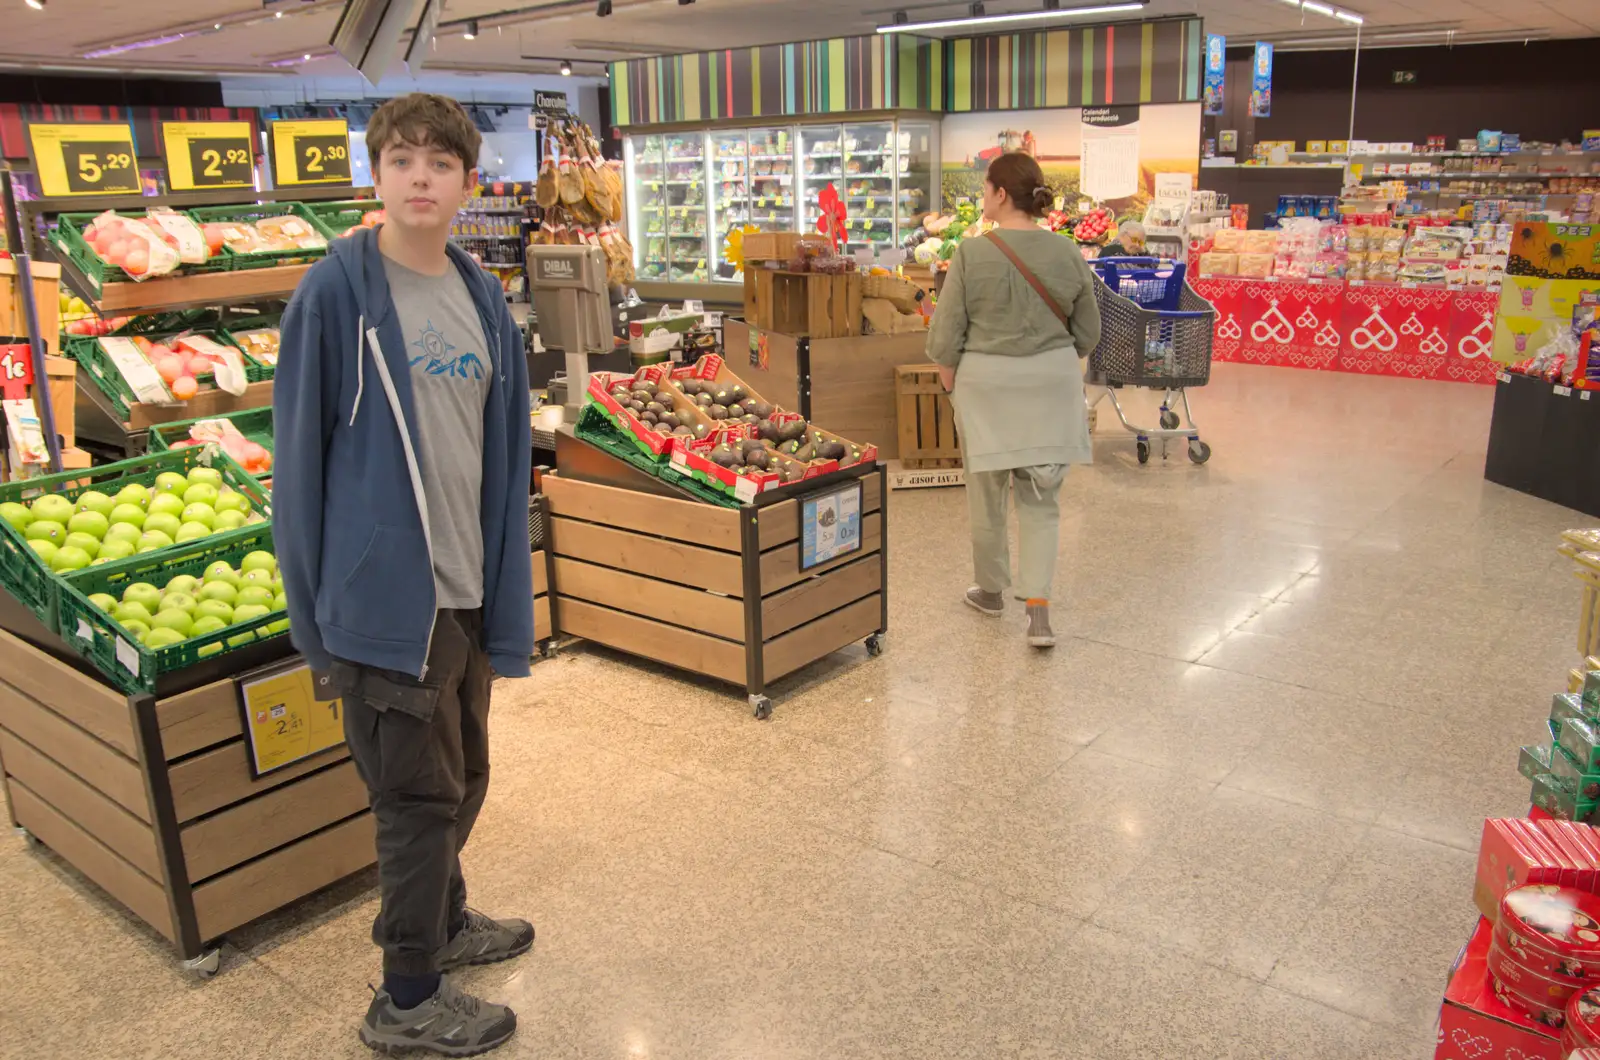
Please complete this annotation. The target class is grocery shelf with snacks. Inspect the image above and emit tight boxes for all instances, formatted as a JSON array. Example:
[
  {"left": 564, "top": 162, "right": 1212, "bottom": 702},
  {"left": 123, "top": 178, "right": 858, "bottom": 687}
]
[{"left": 627, "top": 133, "right": 709, "bottom": 284}]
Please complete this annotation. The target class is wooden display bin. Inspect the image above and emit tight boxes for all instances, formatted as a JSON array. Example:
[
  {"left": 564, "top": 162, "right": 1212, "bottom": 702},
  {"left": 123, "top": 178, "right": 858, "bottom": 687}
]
[
  {"left": 0, "top": 258, "right": 61, "bottom": 357},
  {"left": 545, "top": 463, "right": 887, "bottom": 719},
  {"left": 729, "top": 317, "right": 929, "bottom": 458},
  {"left": 747, "top": 269, "right": 862, "bottom": 340},
  {"left": 894, "top": 365, "right": 961, "bottom": 469},
  {"left": 0, "top": 623, "right": 372, "bottom": 977}
]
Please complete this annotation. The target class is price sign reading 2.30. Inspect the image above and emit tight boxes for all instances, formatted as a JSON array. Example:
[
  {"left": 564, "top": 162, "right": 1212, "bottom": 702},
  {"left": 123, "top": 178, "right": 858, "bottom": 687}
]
[
  {"left": 26, "top": 121, "right": 141, "bottom": 196},
  {"left": 270, "top": 118, "right": 352, "bottom": 186},
  {"left": 160, "top": 121, "right": 255, "bottom": 190}
]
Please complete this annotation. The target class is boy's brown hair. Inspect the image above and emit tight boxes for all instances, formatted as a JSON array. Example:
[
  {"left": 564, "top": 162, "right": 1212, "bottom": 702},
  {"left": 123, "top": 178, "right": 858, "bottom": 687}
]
[{"left": 366, "top": 93, "right": 482, "bottom": 172}]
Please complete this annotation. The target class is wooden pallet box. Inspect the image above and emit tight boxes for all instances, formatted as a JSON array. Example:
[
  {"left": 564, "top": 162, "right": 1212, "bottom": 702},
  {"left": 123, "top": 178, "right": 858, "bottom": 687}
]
[
  {"left": 748, "top": 270, "right": 862, "bottom": 340},
  {"left": 894, "top": 364, "right": 962, "bottom": 469}
]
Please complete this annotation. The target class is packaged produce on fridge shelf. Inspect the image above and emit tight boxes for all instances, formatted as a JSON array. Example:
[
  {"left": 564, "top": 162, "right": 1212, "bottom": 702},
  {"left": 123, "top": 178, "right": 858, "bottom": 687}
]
[{"left": 79, "top": 211, "right": 182, "bottom": 280}]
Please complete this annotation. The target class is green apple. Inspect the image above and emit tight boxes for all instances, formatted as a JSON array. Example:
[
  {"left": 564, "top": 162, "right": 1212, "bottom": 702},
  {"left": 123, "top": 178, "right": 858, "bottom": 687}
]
[
  {"left": 196, "top": 642, "right": 224, "bottom": 658},
  {"left": 236, "top": 585, "right": 275, "bottom": 610},
  {"left": 197, "top": 581, "right": 239, "bottom": 605},
  {"left": 187, "top": 467, "right": 223, "bottom": 490},
  {"left": 87, "top": 592, "right": 119, "bottom": 612},
  {"left": 240, "top": 550, "right": 278, "bottom": 576},
  {"left": 148, "top": 492, "right": 186, "bottom": 519},
  {"left": 240, "top": 568, "right": 276, "bottom": 590},
  {"left": 25, "top": 539, "right": 57, "bottom": 564},
  {"left": 161, "top": 592, "right": 199, "bottom": 615},
  {"left": 165, "top": 574, "right": 200, "bottom": 596},
  {"left": 195, "top": 599, "right": 234, "bottom": 625},
  {"left": 64, "top": 532, "right": 101, "bottom": 559},
  {"left": 74, "top": 490, "right": 114, "bottom": 517},
  {"left": 203, "top": 562, "right": 240, "bottom": 587},
  {"left": 182, "top": 483, "right": 220, "bottom": 508},
  {"left": 50, "top": 546, "right": 91, "bottom": 572},
  {"left": 226, "top": 631, "right": 259, "bottom": 648},
  {"left": 144, "top": 627, "right": 186, "bottom": 649},
  {"left": 212, "top": 510, "right": 248, "bottom": 531},
  {"left": 149, "top": 609, "right": 194, "bottom": 637},
  {"left": 30, "top": 494, "right": 74, "bottom": 525},
  {"left": 180, "top": 503, "right": 215, "bottom": 530},
  {"left": 67, "top": 510, "right": 110, "bottom": 540},
  {"left": 175, "top": 522, "right": 211, "bottom": 543},
  {"left": 232, "top": 602, "right": 271, "bottom": 624},
  {"left": 108, "top": 505, "right": 146, "bottom": 530},
  {"left": 190, "top": 614, "right": 228, "bottom": 637},
  {"left": 24, "top": 520, "right": 66, "bottom": 543},
  {"left": 119, "top": 618, "right": 150, "bottom": 640},
  {"left": 153, "top": 471, "right": 188, "bottom": 496},
  {"left": 0, "top": 501, "right": 34, "bottom": 531},
  {"left": 98, "top": 539, "right": 136, "bottom": 561},
  {"left": 112, "top": 484, "right": 150, "bottom": 509},
  {"left": 143, "top": 513, "right": 182, "bottom": 540},
  {"left": 121, "top": 583, "right": 161, "bottom": 611},
  {"left": 114, "top": 601, "right": 153, "bottom": 626},
  {"left": 271, "top": 592, "right": 287, "bottom": 613},
  {"left": 138, "top": 530, "right": 175, "bottom": 553},
  {"left": 263, "top": 618, "right": 291, "bottom": 636},
  {"left": 213, "top": 492, "right": 251, "bottom": 516}
]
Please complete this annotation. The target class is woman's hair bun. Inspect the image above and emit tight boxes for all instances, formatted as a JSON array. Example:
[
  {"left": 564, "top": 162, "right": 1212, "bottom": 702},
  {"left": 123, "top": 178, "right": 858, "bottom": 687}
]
[{"left": 1032, "top": 185, "right": 1053, "bottom": 207}]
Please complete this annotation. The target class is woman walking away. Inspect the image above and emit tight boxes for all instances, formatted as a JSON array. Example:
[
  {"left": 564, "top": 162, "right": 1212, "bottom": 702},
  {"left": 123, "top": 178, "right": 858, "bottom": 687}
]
[{"left": 926, "top": 152, "right": 1102, "bottom": 648}]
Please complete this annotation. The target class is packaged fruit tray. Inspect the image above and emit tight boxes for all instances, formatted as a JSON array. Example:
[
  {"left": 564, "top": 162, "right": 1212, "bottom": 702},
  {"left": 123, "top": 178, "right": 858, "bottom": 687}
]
[
  {"left": 186, "top": 203, "right": 335, "bottom": 271},
  {"left": 305, "top": 199, "right": 384, "bottom": 237},
  {"left": 57, "top": 526, "right": 286, "bottom": 695},
  {"left": 50, "top": 213, "right": 232, "bottom": 294},
  {"left": 573, "top": 404, "right": 738, "bottom": 508},
  {"left": 0, "top": 448, "right": 271, "bottom": 630},
  {"left": 218, "top": 312, "right": 281, "bottom": 378},
  {"left": 146, "top": 407, "right": 274, "bottom": 477}
]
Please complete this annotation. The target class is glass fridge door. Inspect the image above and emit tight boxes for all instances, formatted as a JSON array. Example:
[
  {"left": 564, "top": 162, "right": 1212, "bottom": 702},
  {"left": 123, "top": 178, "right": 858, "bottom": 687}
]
[
  {"left": 895, "top": 121, "right": 936, "bottom": 249},
  {"left": 841, "top": 121, "right": 896, "bottom": 257},
  {"left": 708, "top": 130, "right": 749, "bottom": 284},
  {"left": 630, "top": 134, "right": 668, "bottom": 282},
  {"left": 663, "top": 132, "right": 708, "bottom": 283},
  {"left": 747, "top": 127, "right": 795, "bottom": 235},
  {"left": 800, "top": 124, "right": 845, "bottom": 247}
]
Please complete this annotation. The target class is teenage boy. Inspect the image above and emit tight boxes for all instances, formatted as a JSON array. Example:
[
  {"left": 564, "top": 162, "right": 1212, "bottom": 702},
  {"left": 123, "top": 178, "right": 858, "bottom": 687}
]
[{"left": 274, "top": 92, "right": 534, "bottom": 1056}]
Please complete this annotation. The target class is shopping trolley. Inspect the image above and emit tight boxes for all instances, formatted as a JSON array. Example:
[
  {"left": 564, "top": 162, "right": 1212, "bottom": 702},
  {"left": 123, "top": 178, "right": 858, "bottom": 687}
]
[{"left": 1084, "top": 256, "right": 1217, "bottom": 465}]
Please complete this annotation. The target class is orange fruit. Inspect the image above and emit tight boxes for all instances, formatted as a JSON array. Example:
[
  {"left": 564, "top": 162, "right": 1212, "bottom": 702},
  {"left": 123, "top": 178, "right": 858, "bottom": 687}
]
[{"left": 171, "top": 376, "right": 199, "bottom": 400}]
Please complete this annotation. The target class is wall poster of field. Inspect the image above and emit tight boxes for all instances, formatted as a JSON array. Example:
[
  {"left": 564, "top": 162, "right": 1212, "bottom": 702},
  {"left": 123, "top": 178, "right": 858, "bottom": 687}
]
[{"left": 940, "top": 102, "right": 1200, "bottom": 220}]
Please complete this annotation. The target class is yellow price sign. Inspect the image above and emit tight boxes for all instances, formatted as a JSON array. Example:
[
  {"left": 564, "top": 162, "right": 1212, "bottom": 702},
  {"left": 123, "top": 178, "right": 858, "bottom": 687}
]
[
  {"left": 864, "top": 220, "right": 874, "bottom": 230},
  {"left": 236, "top": 659, "right": 346, "bottom": 778},
  {"left": 270, "top": 118, "right": 352, "bottom": 186},
  {"left": 161, "top": 120, "right": 255, "bottom": 191},
  {"left": 866, "top": 197, "right": 876, "bottom": 210},
  {"left": 650, "top": 181, "right": 660, "bottom": 192},
  {"left": 26, "top": 121, "right": 140, "bottom": 197}
]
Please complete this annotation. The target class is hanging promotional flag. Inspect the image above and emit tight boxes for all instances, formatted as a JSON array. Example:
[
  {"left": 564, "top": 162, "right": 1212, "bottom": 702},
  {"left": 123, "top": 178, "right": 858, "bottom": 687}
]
[
  {"left": 1250, "top": 42, "right": 1273, "bottom": 117},
  {"left": 1204, "top": 35, "right": 1226, "bottom": 116}
]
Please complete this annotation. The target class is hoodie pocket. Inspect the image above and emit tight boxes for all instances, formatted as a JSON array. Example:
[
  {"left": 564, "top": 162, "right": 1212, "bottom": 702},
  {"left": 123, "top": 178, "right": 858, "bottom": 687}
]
[{"left": 324, "top": 524, "right": 433, "bottom": 641}]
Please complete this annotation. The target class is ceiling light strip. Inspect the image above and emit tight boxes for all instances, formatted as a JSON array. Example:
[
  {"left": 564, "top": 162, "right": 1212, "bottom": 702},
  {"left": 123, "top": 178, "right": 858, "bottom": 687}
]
[{"left": 877, "top": 1, "right": 1146, "bottom": 33}]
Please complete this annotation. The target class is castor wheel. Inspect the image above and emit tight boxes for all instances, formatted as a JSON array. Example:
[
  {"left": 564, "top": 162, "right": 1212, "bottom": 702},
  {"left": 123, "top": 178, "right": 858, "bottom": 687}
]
[
  {"left": 183, "top": 949, "right": 221, "bottom": 979},
  {"left": 540, "top": 640, "right": 560, "bottom": 660},
  {"left": 1136, "top": 439, "right": 1151, "bottom": 465},
  {"left": 14, "top": 826, "right": 39, "bottom": 847},
  {"left": 865, "top": 633, "right": 885, "bottom": 657},
  {"left": 749, "top": 694, "right": 773, "bottom": 720},
  {"left": 1159, "top": 408, "right": 1180, "bottom": 430},
  {"left": 1188, "top": 439, "right": 1212, "bottom": 465}
]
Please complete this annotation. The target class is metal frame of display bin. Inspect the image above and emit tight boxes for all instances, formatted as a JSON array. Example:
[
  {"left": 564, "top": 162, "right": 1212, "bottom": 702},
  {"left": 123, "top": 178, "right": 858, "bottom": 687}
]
[{"left": 1083, "top": 258, "right": 1215, "bottom": 466}]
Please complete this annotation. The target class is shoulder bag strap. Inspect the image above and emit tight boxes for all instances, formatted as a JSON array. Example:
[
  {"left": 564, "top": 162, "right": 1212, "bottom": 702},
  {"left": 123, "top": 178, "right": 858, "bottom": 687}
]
[{"left": 984, "top": 230, "right": 1072, "bottom": 332}]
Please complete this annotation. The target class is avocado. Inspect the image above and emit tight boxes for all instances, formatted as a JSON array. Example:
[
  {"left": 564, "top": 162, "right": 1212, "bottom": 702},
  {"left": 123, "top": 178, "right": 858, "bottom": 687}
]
[
  {"left": 710, "top": 444, "right": 739, "bottom": 468},
  {"left": 778, "top": 419, "right": 808, "bottom": 443},
  {"left": 778, "top": 440, "right": 801, "bottom": 455},
  {"left": 794, "top": 443, "right": 815, "bottom": 462},
  {"left": 819, "top": 441, "right": 846, "bottom": 461},
  {"left": 741, "top": 414, "right": 760, "bottom": 425},
  {"left": 693, "top": 423, "right": 711, "bottom": 440},
  {"left": 713, "top": 388, "right": 733, "bottom": 405},
  {"left": 639, "top": 411, "right": 657, "bottom": 424},
  {"left": 730, "top": 385, "right": 747, "bottom": 403},
  {"left": 751, "top": 401, "right": 774, "bottom": 419},
  {"left": 709, "top": 404, "right": 730, "bottom": 420},
  {"left": 745, "top": 449, "right": 771, "bottom": 470},
  {"left": 628, "top": 400, "right": 646, "bottom": 414},
  {"left": 645, "top": 401, "right": 666, "bottom": 416},
  {"left": 758, "top": 421, "right": 781, "bottom": 442},
  {"left": 681, "top": 379, "right": 703, "bottom": 396},
  {"left": 631, "top": 390, "right": 652, "bottom": 405},
  {"left": 657, "top": 412, "right": 678, "bottom": 430},
  {"left": 695, "top": 392, "right": 714, "bottom": 407},
  {"left": 610, "top": 386, "right": 631, "bottom": 400},
  {"left": 635, "top": 380, "right": 658, "bottom": 396},
  {"left": 673, "top": 424, "right": 694, "bottom": 437}
]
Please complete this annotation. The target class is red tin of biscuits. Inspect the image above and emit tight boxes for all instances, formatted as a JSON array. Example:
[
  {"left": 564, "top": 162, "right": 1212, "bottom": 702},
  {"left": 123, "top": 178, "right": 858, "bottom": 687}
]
[
  {"left": 1495, "top": 913, "right": 1600, "bottom": 982},
  {"left": 1500, "top": 886, "right": 1600, "bottom": 969},
  {"left": 1565, "top": 987, "right": 1600, "bottom": 1051},
  {"left": 1489, "top": 937, "right": 1584, "bottom": 1025}
]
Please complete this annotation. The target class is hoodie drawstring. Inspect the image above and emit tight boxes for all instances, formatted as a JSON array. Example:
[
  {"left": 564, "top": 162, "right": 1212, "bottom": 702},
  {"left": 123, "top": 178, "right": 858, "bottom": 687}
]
[{"left": 349, "top": 312, "right": 366, "bottom": 426}]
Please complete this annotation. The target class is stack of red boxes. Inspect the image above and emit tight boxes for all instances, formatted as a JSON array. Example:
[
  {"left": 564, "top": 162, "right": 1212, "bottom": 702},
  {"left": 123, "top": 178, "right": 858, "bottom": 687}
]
[{"left": 1490, "top": 886, "right": 1600, "bottom": 1027}]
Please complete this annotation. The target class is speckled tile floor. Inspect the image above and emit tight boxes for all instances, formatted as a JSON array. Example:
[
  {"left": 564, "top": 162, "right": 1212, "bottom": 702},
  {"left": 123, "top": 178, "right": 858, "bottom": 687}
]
[{"left": 0, "top": 363, "right": 1583, "bottom": 1059}]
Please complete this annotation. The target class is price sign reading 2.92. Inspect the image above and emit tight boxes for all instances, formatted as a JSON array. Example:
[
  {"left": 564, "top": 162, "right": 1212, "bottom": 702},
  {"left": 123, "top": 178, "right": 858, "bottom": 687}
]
[
  {"left": 160, "top": 121, "right": 255, "bottom": 191},
  {"left": 26, "top": 121, "right": 141, "bottom": 196},
  {"left": 270, "top": 118, "right": 353, "bottom": 186}
]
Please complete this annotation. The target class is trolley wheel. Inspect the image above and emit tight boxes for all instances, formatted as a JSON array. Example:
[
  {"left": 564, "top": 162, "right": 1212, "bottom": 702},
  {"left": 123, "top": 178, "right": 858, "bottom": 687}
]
[
  {"left": 1188, "top": 440, "right": 1212, "bottom": 465},
  {"left": 1159, "top": 408, "right": 1180, "bottom": 430},
  {"left": 14, "top": 826, "right": 39, "bottom": 847},
  {"left": 540, "top": 640, "right": 560, "bottom": 660},
  {"left": 1136, "top": 440, "right": 1151, "bottom": 465},
  {"left": 865, "top": 633, "right": 885, "bottom": 657},
  {"left": 750, "top": 694, "right": 773, "bottom": 721},
  {"left": 183, "top": 949, "right": 221, "bottom": 980}
]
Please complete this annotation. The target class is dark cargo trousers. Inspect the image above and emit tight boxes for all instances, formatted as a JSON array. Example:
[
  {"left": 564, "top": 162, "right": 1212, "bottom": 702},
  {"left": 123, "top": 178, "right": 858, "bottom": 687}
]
[{"left": 318, "top": 609, "right": 492, "bottom": 976}]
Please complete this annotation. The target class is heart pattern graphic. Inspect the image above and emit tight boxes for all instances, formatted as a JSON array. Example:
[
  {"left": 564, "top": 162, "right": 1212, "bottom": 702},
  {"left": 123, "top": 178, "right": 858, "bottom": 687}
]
[{"left": 1450, "top": 1028, "right": 1491, "bottom": 1058}]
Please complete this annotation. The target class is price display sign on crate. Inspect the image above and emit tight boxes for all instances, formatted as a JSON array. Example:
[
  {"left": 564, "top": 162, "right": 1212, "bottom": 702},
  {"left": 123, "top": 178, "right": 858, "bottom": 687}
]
[
  {"left": 235, "top": 657, "right": 346, "bottom": 778},
  {"left": 269, "top": 118, "right": 352, "bottom": 186},
  {"left": 798, "top": 479, "right": 864, "bottom": 571},
  {"left": 25, "top": 121, "right": 141, "bottom": 196},
  {"left": 161, "top": 121, "right": 255, "bottom": 191}
]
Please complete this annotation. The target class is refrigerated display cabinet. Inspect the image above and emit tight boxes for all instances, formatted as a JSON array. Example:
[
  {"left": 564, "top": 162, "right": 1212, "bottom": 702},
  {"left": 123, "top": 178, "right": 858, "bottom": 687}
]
[{"left": 626, "top": 132, "right": 709, "bottom": 284}]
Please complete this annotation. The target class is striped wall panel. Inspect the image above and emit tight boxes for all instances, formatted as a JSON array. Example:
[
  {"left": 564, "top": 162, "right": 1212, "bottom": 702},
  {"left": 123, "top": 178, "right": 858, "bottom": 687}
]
[
  {"left": 945, "top": 18, "right": 1203, "bottom": 111},
  {"left": 0, "top": 103, "right": 260, "bottom": 161},
  {"left": 611, "top": 35, "right": 942, "bottom": 127}
]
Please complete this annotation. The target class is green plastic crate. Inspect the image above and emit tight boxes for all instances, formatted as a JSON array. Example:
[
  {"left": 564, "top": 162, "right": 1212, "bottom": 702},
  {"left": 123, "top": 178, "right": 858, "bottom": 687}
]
[
  {"left": 304, "top": 199, "right": 380, "bottom": 236},
  {"left": 146, "top": 407, "right": 274, "bottom": 478},
  {"left": 57, "top": 525, "right": 285, "bottom": 695},
  {"left": 186, "top": 202, "right": 336, "bottom": 271},
  {"left": 49, "top": 213, "right": 232, "bottom": 295},
  {"left": 575, "top": 404, "right": 738, "bottom": 508},
  {"left": 217, "top": 313, "right": 281, "bottom": 382},
  {"left": 0, "top": 448, "right": 271, "bottom": 629},
  {"left": 65, "top": 330, "right": 267, "bottom": 421}
]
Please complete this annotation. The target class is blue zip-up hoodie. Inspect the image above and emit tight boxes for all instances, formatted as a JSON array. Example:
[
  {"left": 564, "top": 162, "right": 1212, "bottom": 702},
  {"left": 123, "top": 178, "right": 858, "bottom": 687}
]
[{"left": 273, "top": 226, "right": 533, "bottom": 680}]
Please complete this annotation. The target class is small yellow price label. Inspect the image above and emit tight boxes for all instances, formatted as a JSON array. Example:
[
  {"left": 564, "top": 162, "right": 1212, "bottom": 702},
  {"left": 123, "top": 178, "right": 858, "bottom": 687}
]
[
  {"left": 651, "top": 181, "right": 660, "bottom": 192},
  {"left": 866, "top": 197, "right": 876, "bottom": 210},
  {"left": 864, "top": 220, "right": 874, "bottom": 230},
  {"left": 236, "top": 660, "right": 346, "bottom": 778}
]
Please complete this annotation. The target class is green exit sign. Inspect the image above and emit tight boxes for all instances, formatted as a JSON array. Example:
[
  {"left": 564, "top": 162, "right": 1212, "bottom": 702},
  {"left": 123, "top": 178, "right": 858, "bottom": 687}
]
[{"left": 1392, "top": 70, "right": 1417, "bottom": 84}]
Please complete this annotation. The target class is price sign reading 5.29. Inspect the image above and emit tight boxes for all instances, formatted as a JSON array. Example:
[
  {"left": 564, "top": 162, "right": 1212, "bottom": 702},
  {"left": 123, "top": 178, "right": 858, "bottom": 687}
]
[
  {"left": 160, "top": 121, "right": 255, "bottom": 191},
  {"left": 270, "top": 118, "right": 352, "bottom": 186},
  {"left": 26, "top": 121, "right": 141, "bottom": 196}
]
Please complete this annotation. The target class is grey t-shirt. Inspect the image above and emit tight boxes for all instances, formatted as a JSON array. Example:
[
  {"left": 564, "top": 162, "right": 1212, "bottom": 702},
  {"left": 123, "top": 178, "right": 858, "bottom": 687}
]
[{"left": 381, "top": 254, "right": 492, "bottom": 609}]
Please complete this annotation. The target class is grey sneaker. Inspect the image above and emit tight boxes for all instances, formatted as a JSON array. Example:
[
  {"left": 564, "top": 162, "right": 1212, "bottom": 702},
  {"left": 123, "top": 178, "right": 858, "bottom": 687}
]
[
  {"left": 360, "top": 975, "right": 516, "bottom": 1056},
  {"left": 436, "top": 908, "right": 535, "bottom": 971},
  {"left": 1025, "top": 602, "right": 1056, "bottom": 648},
  {"left": 965, "top": 587, "right": 1004, "bottom": 616}
]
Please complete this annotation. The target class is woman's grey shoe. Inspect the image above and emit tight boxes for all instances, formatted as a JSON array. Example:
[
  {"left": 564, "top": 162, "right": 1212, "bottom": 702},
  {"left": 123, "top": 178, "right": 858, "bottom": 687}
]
[
  {"left": 1025, "top": 602, "right": 1056, "bottom": 647},
  {"left": 360, "top": 976, "right": 516, "bottom": 1057},
  {"left": 435, "top": 908, "right": 534, "bottom": 971},
  {"left": 965, "top": 587, "right": 1005, "bottom": 616}
]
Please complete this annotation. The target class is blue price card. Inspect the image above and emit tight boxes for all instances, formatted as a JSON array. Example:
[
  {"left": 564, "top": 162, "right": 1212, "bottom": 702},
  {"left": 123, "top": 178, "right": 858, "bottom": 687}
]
[{"left": 799, "top": 480, "right": 864, "bottom": 571}]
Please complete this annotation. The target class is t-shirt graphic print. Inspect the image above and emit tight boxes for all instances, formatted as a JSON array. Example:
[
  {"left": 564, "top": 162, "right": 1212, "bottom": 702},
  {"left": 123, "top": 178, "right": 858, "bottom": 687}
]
[{"left": 410, "top": 318, "right": 487, "bottom": 382}]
